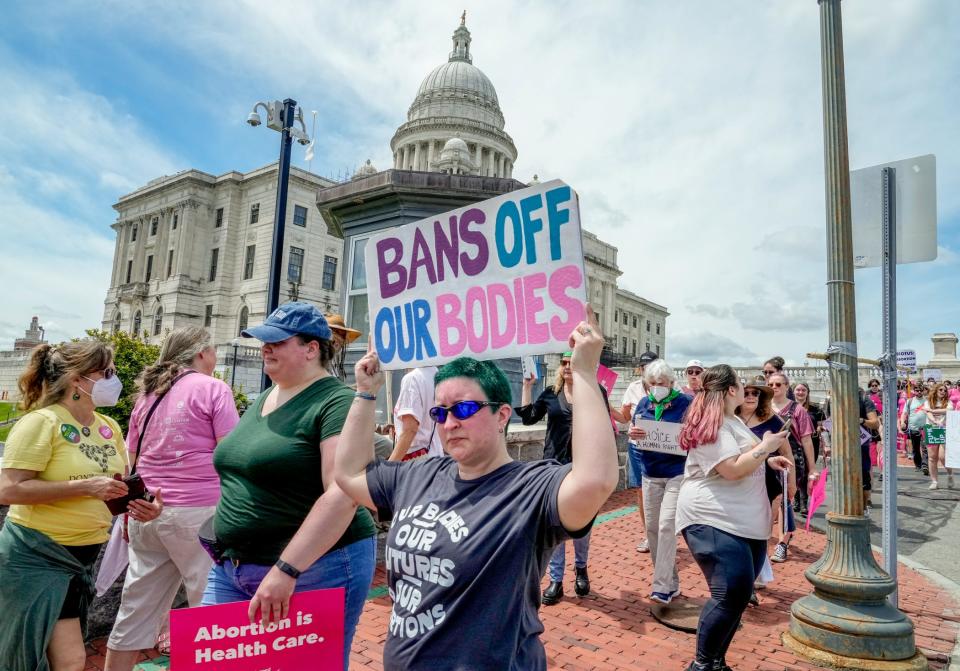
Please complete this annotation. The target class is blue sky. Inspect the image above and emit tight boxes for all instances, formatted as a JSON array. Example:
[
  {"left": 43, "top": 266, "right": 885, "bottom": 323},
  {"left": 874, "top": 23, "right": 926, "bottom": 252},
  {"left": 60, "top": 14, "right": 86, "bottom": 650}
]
[{"left": 0, "top": 1, "right": 957, "bottom": 367}]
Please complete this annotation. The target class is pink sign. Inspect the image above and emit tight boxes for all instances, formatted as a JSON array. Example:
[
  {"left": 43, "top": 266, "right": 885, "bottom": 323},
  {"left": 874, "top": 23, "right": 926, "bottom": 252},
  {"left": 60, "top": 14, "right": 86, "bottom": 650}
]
[
  {"left": 169, "top": 588, "right": 344, "bottom": 670},
  {"left": 596, "top": 364, "right": 618, "bottom": 397}
]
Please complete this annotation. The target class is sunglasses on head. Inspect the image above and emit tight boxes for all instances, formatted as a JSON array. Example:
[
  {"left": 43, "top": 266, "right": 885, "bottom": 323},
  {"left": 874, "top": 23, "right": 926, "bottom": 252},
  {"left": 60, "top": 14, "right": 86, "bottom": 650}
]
[
  {"left": 429, "top": 400, "right": 501, "bottom": 424},
  {"left": 744, "top": 389, "right": 760, "bottom": 398}
]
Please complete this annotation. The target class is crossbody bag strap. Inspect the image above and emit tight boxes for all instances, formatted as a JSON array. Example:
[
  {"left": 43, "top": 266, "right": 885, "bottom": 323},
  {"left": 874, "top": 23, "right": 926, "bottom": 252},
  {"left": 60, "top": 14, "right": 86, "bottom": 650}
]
[{"left": 131, "top": 370, "right": 196, "bottom": 474}]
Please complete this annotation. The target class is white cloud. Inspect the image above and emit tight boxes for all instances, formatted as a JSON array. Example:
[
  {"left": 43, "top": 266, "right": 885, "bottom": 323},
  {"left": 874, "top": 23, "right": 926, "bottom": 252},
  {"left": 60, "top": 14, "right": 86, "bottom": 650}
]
[
  {"left": 0, "top": 56, "right": 182, "bottom": 348},
  {"left": 669, "top": 331, "right": 757, "bottom": 364}
]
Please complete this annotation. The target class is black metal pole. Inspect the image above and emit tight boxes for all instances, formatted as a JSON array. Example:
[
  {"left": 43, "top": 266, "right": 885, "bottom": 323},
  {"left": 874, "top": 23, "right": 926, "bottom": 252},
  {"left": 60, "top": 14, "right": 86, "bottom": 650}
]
[
  {"left": 261, "top": 98, "right": 296, "bottom": 392},
  {"left": 231, "top": 343, "right": 238, "bottom": 390}
]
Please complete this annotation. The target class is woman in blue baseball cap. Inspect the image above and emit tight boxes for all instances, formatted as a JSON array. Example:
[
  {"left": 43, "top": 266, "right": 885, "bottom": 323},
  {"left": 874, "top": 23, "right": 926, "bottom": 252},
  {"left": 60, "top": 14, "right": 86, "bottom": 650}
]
[{"left": 201, "top": 302, "right": 376, "bottom": 669}]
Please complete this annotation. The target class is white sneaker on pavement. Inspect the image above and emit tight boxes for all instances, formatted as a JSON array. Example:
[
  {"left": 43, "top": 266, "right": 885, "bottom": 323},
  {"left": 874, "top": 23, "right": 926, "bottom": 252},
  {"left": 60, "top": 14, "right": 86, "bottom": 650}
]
[
  {"left": 929, "top": 481, "right": 939, "bottom": 490},
  {"left": 636, "top": 538, "right": 650, "bottom": 553}
]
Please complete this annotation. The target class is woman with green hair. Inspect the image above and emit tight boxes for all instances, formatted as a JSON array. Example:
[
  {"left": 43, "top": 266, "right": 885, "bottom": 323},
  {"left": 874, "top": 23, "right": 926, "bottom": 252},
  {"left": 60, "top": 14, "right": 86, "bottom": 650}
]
[{"left": 335, "top": 307, "right": 618, "bottom": 670}]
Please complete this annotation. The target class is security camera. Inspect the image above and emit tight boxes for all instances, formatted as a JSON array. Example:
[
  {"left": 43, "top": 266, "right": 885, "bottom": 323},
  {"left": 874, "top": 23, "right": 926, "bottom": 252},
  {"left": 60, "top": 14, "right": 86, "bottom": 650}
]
[{"left": 247, "top": 112, "right": 262, "bottom": 127}]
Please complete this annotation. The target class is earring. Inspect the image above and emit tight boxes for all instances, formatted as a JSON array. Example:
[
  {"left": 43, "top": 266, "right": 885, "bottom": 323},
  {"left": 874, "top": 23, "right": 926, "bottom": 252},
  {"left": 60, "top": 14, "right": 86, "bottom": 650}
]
[
  {"left": 498, "top": 426, "right": 504, "bottom": 434},
  {"left": 72, "top": 391, "right": 81, "bottom": 401}
]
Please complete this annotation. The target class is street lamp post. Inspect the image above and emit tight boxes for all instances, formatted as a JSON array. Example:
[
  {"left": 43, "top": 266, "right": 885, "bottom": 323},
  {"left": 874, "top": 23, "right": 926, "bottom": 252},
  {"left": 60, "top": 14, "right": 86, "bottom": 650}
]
[
  {"left": 782, "top": 2, "right": 924, "bottom": 668},
  {"left": 247, "top": 99, "right": 311, "bottom": 391},
  {"left": 230, "top": 338, "right": 240, "bottom": 390}
]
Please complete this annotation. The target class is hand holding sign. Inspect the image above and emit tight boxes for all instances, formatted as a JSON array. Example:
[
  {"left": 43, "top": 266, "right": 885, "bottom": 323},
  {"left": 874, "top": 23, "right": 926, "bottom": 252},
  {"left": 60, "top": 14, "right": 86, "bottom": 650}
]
[
  {"left": 355, "top": 340, "right": 385, "bottom": 395},
  {"left": 249, "top": 566, "right": 295, "bottom": 628},
  {"left": 568, "top": 304, "right": 603, "bottom": 376}
]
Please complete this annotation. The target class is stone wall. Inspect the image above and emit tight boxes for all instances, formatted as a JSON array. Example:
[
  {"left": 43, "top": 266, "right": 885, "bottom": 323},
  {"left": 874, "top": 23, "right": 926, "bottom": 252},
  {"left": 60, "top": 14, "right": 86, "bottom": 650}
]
[{"left": 506, "top": 423, "right": 632, "bottom": 492}]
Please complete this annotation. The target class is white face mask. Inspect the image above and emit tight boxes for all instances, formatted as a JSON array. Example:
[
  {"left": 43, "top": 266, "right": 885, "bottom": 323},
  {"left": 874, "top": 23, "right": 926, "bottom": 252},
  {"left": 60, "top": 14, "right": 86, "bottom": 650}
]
[
  {"left": 82, "top": 374, "right": 123, "bottom": 407},
  {"left": 650, "top": 385, "right": 671, "bottom": 402}
]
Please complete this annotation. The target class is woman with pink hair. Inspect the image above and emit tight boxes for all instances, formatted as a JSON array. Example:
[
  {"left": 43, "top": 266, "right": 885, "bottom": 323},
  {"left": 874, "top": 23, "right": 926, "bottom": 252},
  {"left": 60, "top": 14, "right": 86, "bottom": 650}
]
[{"left": 675, "top": 364, "right": 789, "bottom": 671}]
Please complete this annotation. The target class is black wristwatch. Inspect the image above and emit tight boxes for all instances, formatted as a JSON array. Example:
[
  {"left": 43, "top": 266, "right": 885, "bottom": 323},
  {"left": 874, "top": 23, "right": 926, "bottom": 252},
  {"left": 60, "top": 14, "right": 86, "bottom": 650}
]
[{"left": 274, "top": 559, "right": 302, "bottom": 579}]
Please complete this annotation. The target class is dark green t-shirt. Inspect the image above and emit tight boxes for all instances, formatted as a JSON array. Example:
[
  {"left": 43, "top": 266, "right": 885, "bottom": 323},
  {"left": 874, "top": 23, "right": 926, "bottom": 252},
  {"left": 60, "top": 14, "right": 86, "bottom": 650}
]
[{"left": 213, "top": 376, "right": 375, "bottom": 564}]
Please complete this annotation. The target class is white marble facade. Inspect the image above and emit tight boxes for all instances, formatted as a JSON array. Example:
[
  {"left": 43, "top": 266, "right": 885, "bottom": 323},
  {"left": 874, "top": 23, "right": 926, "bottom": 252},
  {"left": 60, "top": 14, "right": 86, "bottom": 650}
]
[{"left": 101, "top": 164, "right": 342, "bottom": 347}]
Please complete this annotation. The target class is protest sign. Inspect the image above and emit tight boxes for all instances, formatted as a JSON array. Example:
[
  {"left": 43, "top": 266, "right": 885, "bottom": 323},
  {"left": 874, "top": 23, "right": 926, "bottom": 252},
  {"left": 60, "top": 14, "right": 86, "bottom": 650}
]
[
  {"left": 946, "top": 411, "right": 960, "bottom": 469},
  {"left": 521, "top": 355, "right": 538, "bottom": 381},
  {"left": 169, "top": 588, "right": 344, "bottom": 670},
  {"left": 597, "top": 364, "right": 618, "bottom": 397},
  {"left": 633, "top": 419, "right": 684, "bottom": 456},
  {"left": 922, "top": 368, "right": 943, "bottom": 382},
  {"left": 822, "top": 419, "right": 872, "bottom": 447},
  {"left": 364, "top": 180, "right": 587, "bottom": 370}
]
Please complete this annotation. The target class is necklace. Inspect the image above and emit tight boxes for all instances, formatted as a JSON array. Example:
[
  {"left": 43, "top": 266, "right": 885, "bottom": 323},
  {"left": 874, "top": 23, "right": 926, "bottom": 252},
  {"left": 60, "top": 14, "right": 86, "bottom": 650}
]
[{"left": 743, "top": 410, "right": 757, "bottom": 426}]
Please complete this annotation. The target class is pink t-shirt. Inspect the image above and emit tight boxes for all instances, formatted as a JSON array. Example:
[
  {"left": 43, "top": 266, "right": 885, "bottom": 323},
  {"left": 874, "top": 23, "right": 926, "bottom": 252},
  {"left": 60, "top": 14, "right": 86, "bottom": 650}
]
[{"left": 127, "top": 372, "right": 239, "bottom": 506}]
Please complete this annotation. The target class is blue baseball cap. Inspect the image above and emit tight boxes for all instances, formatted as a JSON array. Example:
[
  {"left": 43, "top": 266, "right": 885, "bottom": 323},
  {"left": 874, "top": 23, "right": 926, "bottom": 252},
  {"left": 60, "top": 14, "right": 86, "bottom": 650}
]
[{"left": 242, "top": 302, "right": 333, "bottom": 343}]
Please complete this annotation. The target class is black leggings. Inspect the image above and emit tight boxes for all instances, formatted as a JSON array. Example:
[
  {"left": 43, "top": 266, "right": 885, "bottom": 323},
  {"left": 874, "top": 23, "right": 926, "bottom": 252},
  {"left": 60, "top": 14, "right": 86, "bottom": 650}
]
[{"left": 682, "top": 524, "right": 766, "bottom": 666}]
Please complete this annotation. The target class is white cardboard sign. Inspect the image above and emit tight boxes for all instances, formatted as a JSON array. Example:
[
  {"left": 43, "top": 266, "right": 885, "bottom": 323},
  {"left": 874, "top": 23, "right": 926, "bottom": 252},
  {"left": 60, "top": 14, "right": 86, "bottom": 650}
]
[
  {"left": 634, "top": 420, "right": 685, "bottom": 457},
  {"left": 946, "top": 411, "right": 960, "bottom": 470},
  {"left": 364, "top": 180, "right": 587, "bottom": 370}
]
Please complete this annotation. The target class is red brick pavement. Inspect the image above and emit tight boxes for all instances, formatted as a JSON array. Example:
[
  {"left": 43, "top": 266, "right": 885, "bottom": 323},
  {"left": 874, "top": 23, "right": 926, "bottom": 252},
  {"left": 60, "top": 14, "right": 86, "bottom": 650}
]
[{"left": 86, "top": 476, "right": 959, "bottom": 670}]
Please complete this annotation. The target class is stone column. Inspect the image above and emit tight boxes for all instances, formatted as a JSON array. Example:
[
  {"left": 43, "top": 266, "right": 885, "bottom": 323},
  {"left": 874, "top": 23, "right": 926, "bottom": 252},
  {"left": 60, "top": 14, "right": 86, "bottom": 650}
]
[
  {"left": 474, "top": 144, "right": 482, "bottom": 172},
  {"left": 412, "top": 142, "right": 421, "bottom": 171},
  {"left": 401, "top": 145, "right": 409, "bottom": 170},
  {"left": 426, "top": 141, "right": 435, "bottom": 171},
  {"left": 110, "top": 224, "right": 124, "bottom": 286}
]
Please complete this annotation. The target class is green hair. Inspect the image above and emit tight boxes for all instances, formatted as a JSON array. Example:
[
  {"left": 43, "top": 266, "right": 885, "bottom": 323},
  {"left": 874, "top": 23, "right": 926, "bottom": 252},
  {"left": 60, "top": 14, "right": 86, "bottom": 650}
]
[{"left": 434, "top": 357, "right": 512, "bottom": 407}]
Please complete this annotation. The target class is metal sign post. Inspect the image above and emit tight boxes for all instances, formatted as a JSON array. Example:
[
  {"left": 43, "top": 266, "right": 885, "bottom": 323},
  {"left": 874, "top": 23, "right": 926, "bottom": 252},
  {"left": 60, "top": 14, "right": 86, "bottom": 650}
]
[{"left": 879, "top": 166, "right": 899, "bottom": 606}]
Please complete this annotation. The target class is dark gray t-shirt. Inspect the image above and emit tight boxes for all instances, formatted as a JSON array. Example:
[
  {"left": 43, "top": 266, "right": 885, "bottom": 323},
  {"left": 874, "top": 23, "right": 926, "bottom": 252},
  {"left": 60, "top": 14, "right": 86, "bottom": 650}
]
[{"left": 366, "top": 456, "right": 585, "bottom": 670}]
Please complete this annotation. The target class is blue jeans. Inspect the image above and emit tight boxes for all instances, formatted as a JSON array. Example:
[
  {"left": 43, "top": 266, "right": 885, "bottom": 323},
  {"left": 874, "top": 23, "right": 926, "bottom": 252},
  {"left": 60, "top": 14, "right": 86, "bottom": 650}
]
[
  {"left": 201, "top": 536, "right": 376, "bottom": 670},
  {"left": 547, "top": 531, "right": 591, "bottom": 582},
  {"left": 682, "top": 524, "right": 766, "bottom": 667}
]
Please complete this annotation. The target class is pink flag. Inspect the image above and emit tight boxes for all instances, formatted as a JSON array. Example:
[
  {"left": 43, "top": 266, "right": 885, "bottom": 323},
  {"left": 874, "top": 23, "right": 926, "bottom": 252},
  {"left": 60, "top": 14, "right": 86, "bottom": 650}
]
[
  {"left": 805, "top": 467, "right": 829, "bottom": 531},
  {"left": 596, "top": 364, "right": 618, "bottom": 397}
]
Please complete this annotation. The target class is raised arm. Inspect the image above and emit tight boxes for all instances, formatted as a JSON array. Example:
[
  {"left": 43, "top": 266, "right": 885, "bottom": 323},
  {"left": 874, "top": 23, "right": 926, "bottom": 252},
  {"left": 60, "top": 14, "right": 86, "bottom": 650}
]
[
  {"left": 333, "top": 350, "right": 384, "bottom": 510},
  {"left": 556, "top": 306, "right": 619, "bottom": 532}
]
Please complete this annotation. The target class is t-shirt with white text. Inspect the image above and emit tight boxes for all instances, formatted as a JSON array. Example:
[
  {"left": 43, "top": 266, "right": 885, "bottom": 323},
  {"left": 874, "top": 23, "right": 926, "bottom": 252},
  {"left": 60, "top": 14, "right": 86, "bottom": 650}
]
[{"left": 366, "top": 457, "right": 584, "bottom": 670}]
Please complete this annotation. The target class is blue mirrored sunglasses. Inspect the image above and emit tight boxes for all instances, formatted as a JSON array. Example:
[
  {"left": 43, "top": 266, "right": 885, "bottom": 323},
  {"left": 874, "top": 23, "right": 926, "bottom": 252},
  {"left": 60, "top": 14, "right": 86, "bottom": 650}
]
[{"left": 429, "top": 400, "right": 501, "bottom": 424}]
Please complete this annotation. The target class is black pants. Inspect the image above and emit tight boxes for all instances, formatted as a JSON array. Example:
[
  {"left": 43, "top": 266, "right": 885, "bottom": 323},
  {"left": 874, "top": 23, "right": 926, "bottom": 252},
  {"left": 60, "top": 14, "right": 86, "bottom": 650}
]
[
  {"left": 909, "top": 430, "right": 927, "bottom": 470},
  {"left": 682, "top": 524, "right": 766, "bottom": 666}
]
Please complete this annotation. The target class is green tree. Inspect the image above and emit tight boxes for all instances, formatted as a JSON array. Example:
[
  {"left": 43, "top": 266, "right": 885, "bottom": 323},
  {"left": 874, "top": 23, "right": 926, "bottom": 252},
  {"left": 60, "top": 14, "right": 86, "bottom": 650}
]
[
  {"left": 212, "top": 370, "right": 250, "bottom": 414},
  {"left": 84, "top": 329, "right": 159, "bottom": 433}
]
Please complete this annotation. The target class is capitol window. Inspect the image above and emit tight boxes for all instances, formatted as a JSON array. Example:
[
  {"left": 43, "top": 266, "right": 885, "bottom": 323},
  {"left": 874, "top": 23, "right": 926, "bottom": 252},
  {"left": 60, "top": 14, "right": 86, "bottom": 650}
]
[
  {"left": 347, "top": 237, "right": 370, "bottom": 343},
  {"left": 132, "top": 311, "right": 142, "bottom": 337},
  {"left": 293, "top": 205, "right": 308, "bottom": 227},
  {"left": 131, "top": 224, "right": 138, "bottom": 242},
  {"left": 250, "top": 203, "right": 260, "bottom": 224},
  {"left": 153, "top": 307, "right": 163, "bottom": 336},
  {"left": 150, "top": 217, "right": 158, "bottom": 236}
]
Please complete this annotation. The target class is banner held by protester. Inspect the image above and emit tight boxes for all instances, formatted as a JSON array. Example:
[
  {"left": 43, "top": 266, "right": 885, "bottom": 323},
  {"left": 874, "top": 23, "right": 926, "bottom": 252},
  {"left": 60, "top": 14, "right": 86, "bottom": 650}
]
[{"left": 364, "top": 179, "right": 587, "bottom": 370}]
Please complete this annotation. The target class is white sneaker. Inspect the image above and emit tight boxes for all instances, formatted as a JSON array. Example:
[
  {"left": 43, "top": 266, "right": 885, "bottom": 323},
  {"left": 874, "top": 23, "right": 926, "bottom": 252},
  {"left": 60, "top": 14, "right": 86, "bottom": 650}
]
[
  {"left": 636, "top": 538, "right": 650, "bottom": 553},
  {"left": 929, "top": 481, "right": 939, "bottom": 490}
]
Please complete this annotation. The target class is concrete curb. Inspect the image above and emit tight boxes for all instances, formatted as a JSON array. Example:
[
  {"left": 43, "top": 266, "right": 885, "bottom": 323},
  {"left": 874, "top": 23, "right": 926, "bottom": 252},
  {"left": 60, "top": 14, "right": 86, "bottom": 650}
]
[{"left": 876, "top": 546, "right": 960, "bottom": 671}]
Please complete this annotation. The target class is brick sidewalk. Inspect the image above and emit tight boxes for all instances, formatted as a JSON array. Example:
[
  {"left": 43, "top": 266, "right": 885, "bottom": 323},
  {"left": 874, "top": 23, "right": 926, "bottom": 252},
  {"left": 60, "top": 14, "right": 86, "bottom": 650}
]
[{"left": 87, "top": 484, "right": 959, "bottom": 670}]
